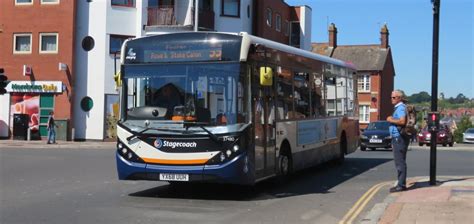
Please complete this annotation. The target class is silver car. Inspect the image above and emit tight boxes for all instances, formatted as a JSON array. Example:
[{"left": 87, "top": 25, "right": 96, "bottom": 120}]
[{"left": 463, "top": 128, "right": 474, "bottom": 143}]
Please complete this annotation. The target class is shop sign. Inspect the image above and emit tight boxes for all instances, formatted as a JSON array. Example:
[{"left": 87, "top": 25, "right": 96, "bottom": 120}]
[{"left": 6, "top": 81, "right": 63, "bottom": 93}]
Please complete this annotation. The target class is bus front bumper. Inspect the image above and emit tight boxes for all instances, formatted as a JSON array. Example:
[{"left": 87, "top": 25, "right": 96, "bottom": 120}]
[{"left": 116, "top": 152, "right": 254, "bottom": 185}]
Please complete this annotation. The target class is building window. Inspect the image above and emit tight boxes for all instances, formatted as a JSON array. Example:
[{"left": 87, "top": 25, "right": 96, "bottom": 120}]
[
  {"left": 39, "top": 33, "right": 58, "bottom": 53},
  {"left": 275, "top": 14, "right": 281, "bottom": 32},
  {"left": 358, "top": 74, "right": 370, "bottom": 92},
  {"left": 15, "top": 0, "right": 33, "bottom": 5},
  {"left": 111, "top": 0, "right": 134, "bottom": 7},
  {"left": 41, "top": 0, "right": 59, "bottom": 4},
  {"left": 290, "top": 22, "right": 300, "bottom": 48},
  {"left": 359, "top": 105, "right": 370, "bottom": 123},
  {"left": 13, "top": 33, "right": 32, "bottom": 54},
  {"left": 221, "top": 0, "right": 240, "bottom": 17},
  {"left": 266, "top": 8, "right": 272, "bottom": 27},
  {"left": 110, "top": 35, "right": 132, "bottom": 54},
  {"left": 284, "top": 20, "right": 289, "bottom": 36}
]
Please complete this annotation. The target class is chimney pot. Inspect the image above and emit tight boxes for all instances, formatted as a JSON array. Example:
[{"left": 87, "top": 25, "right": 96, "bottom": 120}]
[{"left": 329, "top": 23, "right": 337, "bottom": 48}]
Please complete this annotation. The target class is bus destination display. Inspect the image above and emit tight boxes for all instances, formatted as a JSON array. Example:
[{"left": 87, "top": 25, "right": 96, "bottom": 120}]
[{"left": 144, "top": 44, "right": 222, "bottom": 63}]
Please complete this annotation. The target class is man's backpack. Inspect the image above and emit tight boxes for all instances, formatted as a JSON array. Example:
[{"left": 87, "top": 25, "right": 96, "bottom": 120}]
[{"left": 400, "top": 104, "right": 417, "bottom": 137}]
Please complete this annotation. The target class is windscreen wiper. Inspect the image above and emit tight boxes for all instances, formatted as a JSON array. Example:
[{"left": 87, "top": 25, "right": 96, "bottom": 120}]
[
  {"left": 126, "top": 127, "right": 190, "bottom": 141},
  {"left": 182, "top": 121, "right": 222, "bottom": 144}
]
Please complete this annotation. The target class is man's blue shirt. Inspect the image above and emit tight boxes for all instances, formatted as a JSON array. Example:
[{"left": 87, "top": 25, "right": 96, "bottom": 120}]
[{"left": 389, "top": 102, "right": 406, "bottom": 137}]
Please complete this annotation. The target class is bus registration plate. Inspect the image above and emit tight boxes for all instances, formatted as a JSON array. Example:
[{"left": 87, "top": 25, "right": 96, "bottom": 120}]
[{"left": 159, "top": 173, "right": 189, "bottom": 181}]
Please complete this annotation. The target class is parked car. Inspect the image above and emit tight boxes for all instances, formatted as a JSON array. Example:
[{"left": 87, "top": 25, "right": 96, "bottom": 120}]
[
  {"left": 463, "top": 128, "right": 474, "bottom": 143},
  {"left": 417, "top": 125, "right": 454, "bottom": 147},
  {"left": 360, "top": 121, "right": 392, "bottom": 151}
]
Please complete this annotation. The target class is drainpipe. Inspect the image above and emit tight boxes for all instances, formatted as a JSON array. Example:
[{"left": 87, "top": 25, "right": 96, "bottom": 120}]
[{"left": 194, "top": 0, "right": 199, "bottom": 31}]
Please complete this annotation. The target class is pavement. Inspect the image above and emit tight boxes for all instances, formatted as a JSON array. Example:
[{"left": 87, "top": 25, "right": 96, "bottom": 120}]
[
  {"left": 361, "top": 176, "right": 474, "bottom": 224},
  {"left": 0, "top": 139, "right": 116, "bottom": 149}
]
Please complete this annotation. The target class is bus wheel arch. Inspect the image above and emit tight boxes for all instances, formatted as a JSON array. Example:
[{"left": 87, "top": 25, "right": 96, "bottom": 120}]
[{"left": 278, "top": 140, "right": 292, "bottom": 176}]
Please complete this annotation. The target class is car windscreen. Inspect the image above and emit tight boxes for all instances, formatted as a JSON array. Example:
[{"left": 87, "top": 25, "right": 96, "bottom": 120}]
[{"left": 367, "top": 122, "right": 390, "bottom": 130}]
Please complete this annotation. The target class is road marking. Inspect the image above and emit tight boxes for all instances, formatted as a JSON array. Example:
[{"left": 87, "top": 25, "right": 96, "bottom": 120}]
[{"left": 339, "top": 181, "right": 389, "bottom": 224}]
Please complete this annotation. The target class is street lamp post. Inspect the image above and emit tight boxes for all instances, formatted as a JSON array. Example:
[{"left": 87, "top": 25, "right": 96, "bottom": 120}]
[{"left": 430, "top": 0, "right": 440, "bottom": 186}]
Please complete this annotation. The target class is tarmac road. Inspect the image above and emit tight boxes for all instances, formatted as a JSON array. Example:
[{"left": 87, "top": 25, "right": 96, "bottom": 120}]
[{"left": 0, "top": 142, "right": 472, "bottom": 224}]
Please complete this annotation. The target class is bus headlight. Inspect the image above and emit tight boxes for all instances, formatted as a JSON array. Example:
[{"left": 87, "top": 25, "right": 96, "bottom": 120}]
[
  {"left": 226, "top": 149, "right": 232, "bottom": 157},
  {"left": 233, "top": 145, "right": 239, "bottom": 152},
  {"left": 117, "top": 140, "right": 144, "bottom": 163},
  {"left": 220, "top": 153, "right": 226, "bottom": 162}
]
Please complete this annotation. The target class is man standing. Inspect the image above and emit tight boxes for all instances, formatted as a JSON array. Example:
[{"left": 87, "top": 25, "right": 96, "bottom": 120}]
[
  {"left": 387, "top": 90, "right": 409, "bottom": 192},
  {"left": 47, "top": 111, "right": 57, "bottom": 144}
]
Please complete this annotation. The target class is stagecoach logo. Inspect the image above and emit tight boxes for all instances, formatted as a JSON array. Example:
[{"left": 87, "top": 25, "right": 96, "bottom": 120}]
[
  {"left": 126, "top": 48, "right": 136, "bottom": 60},
  {"left": 154, "top": 138, "right": 197, "bottom": 149},
  {"left": 154, "top": 138, "right": 163, "bottom": 148}
]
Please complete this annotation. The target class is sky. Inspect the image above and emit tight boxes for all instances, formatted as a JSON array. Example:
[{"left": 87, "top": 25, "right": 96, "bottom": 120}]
[{"left": 285, "top": 0, "right": 473, "bottom": 98}]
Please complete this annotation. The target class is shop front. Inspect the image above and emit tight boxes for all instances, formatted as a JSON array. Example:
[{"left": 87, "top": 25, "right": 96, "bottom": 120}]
[{"left": 3, "top": 81, "right": 65, "bottom": 140}]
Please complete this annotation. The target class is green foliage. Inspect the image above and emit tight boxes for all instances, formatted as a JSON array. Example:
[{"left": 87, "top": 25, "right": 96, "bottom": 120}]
[
  {"left": 454, "top": 116, "right": 474, "bottom": 143},
  {"left": 407, "top": 91, "right": 431, "bottom": 104}
]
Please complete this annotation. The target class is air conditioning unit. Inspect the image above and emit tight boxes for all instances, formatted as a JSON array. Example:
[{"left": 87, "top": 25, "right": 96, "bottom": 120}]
[{"left": 23, "top": 65, "right": 32, "bottom": 76}]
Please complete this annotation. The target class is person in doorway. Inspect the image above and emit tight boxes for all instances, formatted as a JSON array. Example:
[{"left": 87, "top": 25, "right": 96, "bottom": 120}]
[
  {"left": 47, "top": 111, "right": 58, "bottom": 144},
  {"left": 386, "top": 90, "right": 409, "bottom": 193}
]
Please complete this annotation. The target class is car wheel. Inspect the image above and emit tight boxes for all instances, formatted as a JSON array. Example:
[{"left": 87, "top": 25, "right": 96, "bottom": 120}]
[
  {"left": 418, "top": 143, "right": 423, "bottom": 146},
  {"left": 360, "top": 146, "right": 366, "bottom": 151},
  {"left": 442, "top": 143, "right": 447, "bottom": 147},
  {"left": 449, "top": 142, "right": 454, "bottom": 147}
]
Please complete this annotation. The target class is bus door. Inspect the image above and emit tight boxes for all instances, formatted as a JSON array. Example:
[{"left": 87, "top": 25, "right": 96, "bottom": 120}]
[{"left": 253, "top": 73, "right": 276, "bottom": 177}]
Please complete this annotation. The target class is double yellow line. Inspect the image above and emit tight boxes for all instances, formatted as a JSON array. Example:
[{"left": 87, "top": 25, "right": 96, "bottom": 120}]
[{"left": 339, "top": 181, "right": 389, "bottom": 224}]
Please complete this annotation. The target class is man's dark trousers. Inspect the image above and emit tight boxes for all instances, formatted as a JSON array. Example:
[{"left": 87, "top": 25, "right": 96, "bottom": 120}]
[{"left": 392, "top": 135, "right": 409, "bottom": 188}]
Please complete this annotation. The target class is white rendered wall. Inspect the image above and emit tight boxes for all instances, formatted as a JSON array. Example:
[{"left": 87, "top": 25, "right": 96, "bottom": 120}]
[
  {"left": 0, "top": 94, "right": 10, "bottom": 138},
  {"left": 299, "top": 6, "right": 312, "bottom": 51},
  {"left": 214, "top": 0, "right": 253, "bottom": 33},
  {"left": 74, "top": 0, "right": 137, "bottom": 140}
]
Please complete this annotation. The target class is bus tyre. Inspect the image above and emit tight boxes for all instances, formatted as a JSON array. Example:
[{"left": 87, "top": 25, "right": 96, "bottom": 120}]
[
  {"left": 360, "top": 146, "right": 366, "bottom": 151},
  {"left": 337, "top": 135, "right": 347, "bottom": 165},
  {"left": 279, "top": 154, "right": 290, "bottom": 176}
]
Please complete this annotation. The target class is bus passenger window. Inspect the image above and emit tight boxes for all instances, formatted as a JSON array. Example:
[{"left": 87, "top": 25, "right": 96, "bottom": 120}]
[
  {"left": 276, "top": 67, "right": 294, "bottom": 120},
  {"left": 294, "top": 72, "right": 310, "bottom": 118},
  {"left": 312, "top": 72, "right": 324, "bottom": 117}
]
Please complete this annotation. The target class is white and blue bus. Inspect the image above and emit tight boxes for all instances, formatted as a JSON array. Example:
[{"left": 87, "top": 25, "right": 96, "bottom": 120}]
[{"left": 116, "top": 32, "right": 359, "bottom": 185}]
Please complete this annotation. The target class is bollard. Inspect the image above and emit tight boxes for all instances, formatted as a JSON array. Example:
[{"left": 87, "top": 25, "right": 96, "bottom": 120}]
[
  {"left": 71, "top": 128, "right": 75, "bottom": 141},
  {"left": 27, "top": 128, "right": 31, "bottom": 141}
]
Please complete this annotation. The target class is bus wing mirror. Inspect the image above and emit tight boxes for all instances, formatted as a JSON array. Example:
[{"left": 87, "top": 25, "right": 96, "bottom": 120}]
[
  {"left": 260, "top": 67, "right": 273, "bottom": 86},
  {"left": 114, "top": 71, "right": 122, "bottom": 88}
]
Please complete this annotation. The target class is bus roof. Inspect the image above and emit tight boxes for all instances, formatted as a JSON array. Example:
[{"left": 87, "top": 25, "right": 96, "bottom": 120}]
[
  {"left": 121, "top": 32, "right": 357, "bottom": 70},
  {"left": 239, "top": 32, "right": 357, "bottom": 70}
]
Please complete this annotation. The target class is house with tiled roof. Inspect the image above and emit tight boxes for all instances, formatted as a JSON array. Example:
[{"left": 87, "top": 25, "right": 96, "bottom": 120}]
[{"left": 312, "top": 23, "right": 395, "bottom": 130}]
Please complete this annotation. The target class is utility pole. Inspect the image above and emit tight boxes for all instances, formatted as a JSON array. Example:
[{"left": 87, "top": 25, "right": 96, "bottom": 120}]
[{"left": 430, "top": 0, "right": 440, "bottom": 186}]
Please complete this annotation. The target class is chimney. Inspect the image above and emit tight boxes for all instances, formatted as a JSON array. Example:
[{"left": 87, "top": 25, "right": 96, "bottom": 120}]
[
  {"left": 329, "top": 23, "right": 337, "bottom": 48},
  {"left": 381, "top": 24, "right": 389, "bottom": 49}
]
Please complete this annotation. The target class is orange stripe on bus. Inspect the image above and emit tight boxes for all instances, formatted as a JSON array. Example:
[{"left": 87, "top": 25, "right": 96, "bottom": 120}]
[{"left": 142, "top": 157, "right": 209, "bottom": 165}]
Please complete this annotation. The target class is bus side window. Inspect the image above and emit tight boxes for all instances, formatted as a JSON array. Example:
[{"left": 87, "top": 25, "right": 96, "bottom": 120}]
[
  {"left": 294, "top": 72, "right": 310, "bottom": 118},
  {"left": 276, "top": 67, "right": 294, "bottom": 120},
  {"left": 312, "top": 72, "right": 323, "bottom": 118}
]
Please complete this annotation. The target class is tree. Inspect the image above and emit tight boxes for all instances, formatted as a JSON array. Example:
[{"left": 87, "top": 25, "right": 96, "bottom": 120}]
[{"left": 408, "top": 91, "right": 431, "bottom": 103}]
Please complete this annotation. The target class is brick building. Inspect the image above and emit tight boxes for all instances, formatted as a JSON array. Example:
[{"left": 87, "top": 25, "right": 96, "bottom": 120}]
[
  {"left": 253, "top": 0, "right": 312, "bottom": 50},
  {"left": 312, "top": 23, "right": 395, "bottom": 130},
  {"left": 0, "top": 0, "right": 76, "bottom": 139},
  {"left": 0, "top": 0, "right": 312, "bottom": 141}
]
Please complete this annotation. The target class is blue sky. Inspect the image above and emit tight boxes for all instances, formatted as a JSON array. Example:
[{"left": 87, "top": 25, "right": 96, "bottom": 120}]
[{"left": 285, "top": 0, "right": 473, "bottom": 98}]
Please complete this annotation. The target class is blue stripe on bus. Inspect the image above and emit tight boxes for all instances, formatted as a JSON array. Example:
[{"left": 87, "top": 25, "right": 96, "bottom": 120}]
[{"left": 116, "top": 152, "right": 252, "bottom": 184}]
